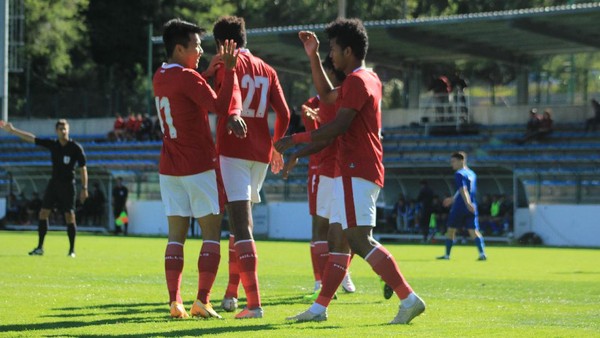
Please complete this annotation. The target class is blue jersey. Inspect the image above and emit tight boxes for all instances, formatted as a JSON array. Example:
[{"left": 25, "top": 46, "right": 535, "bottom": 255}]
[{"left": 451, "top": 167, "right": 477, "bottom": 215}]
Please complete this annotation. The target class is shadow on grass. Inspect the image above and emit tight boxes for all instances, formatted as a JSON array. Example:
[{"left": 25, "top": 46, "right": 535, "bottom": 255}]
[
  {"left": 42, "top": 301, "right": 166, "bottom": 318},
  {"left": 45, "top": 323, "right": 342, "bottom": 337}
]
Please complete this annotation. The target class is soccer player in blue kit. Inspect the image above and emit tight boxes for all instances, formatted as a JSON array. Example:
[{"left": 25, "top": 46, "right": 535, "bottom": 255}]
[{"left": 437, "top": 152, "right": 487, "bottom": 261}]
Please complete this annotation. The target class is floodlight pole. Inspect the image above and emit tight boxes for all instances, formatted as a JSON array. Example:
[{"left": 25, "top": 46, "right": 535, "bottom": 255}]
[{"left": 0, "top": 0, "right": 8, "bottom": 122}]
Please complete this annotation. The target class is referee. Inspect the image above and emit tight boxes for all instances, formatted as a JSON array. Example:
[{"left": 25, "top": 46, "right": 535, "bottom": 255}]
[{"left": 1, "top": 119, "right": 88, "bottom": 257}]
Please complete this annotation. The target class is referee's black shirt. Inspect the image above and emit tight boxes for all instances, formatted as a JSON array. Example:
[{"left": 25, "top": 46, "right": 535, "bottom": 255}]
[{"left": 35, "top": 138, "right": 87, "bottom": 181}]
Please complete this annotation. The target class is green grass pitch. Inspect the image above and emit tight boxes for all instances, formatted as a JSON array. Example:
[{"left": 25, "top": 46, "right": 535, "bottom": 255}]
[{"left": 0, "top": 231, "right": 598, "bottom": 337}]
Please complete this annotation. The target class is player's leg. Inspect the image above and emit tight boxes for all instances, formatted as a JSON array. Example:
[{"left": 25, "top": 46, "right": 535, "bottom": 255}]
[
  {"left": 307, "top": 172, "right": 323, "bottom": 291},
  {"left": 191, "top": 213, "right": 223, "bottom": 319},
  {"left": 222, "top": 225, "right": 240, "bottom": 312},
  {"left": 64, "top": 211, "right": 77, "bottom": 257},
  {"left": 160, "top": 174, "right": 193, "bottom": 318},
  {"left": 29, "top": 208, "right": 51, "bottom": 256},
  {"left": 219, "top": 156, "right": 266, "bottom": 318},
  {"left": 340, "top": 177, "right": 424, "bottom": 324},
  {"left": 58, "top": 181, "right": 77, "bottom": 257},
  {"left": 184, "top": 170, "right": 225, "bottom": 319},
  {"left": 29, "top": 180, "right": 57, "bottom": 255},
  {"left": 467, "top": 214, "right": 487, "bottom": 260},
  {"left": 166, "top": 216, "right": 190, "bottom": 318},
  {"left": 438, "top": 210, "right": 459, "bottom": 259},
  {"left": 113, "top": 205, "right": 122, "bottom": 235}
]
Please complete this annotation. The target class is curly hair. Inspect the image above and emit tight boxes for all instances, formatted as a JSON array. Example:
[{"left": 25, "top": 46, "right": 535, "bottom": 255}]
[
  {"left": 324, "top": 18, "right": 368, "bottom": 60},
  {"left": 213, "top": 16, "right": 247, "bottom": 48}
]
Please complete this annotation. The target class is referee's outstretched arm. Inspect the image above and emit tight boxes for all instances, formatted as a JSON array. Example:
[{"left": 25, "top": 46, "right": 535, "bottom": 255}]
[{"left": 0, "top": 120, "right": 36, "bottom": 143}]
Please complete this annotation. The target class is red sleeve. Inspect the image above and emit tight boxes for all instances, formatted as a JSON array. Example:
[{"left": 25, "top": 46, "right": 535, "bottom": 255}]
[
  {"left": 301, "top": 96, "right": 319, "bottom": 132},
  {"left": 340, "top": 75, "right": 368, "bottom": 112},
  {"left": 188, "top": 69, "right": 237, "bottom": 117},
  {"left": 215, "top": 65, "right": 242, "bottom": 116},
  {"left": 269, "top": 72, "right": 290, "bottom": 142}
]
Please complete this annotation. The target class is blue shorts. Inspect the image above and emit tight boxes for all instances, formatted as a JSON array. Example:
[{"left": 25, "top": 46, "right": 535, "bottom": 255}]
[{"left": 446, "top": 210, "right": 479, "bottom": 230}]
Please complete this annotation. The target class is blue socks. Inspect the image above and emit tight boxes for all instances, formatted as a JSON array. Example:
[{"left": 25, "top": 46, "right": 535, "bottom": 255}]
[
  {"left": 445, "top": 239, "right": 454, "bottom": 257},
  {"left": 475, "top": 236, "right": 486, "bottom": 255}
]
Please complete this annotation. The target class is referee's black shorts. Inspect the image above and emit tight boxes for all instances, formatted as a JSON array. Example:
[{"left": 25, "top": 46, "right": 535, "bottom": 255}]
[{"left": 42, "top": 179, "right": 76, "bottom": 213}]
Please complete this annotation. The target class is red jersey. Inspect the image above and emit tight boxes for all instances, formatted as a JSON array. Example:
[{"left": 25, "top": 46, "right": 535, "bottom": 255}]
[
  {"left": 316, "top": 94, "right": 338, "bottom": 178},
  {"left": 215, "top": 49, "right": 290, "bottom": 163},
  {"left": 335, "top": 68, "right": 384, "bottom": 187},
  {"left": 114, "top": 117, "right": 124, "bottom": 130},
  {"left": 153, "top": 63, "right": 237, "bottom": 176},
  {"left": 302, "top": 96, "right": 320, "bottom": 171}
]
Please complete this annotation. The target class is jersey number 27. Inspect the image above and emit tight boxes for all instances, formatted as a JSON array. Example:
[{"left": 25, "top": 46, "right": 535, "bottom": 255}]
[{"left": 241, "top": 74, "right": 269, "bottom": 118}]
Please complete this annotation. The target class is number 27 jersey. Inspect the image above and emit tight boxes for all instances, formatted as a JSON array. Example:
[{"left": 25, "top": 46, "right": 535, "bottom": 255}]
[{"left": 215, "top": 49, "right": 290, "bottom": 164}]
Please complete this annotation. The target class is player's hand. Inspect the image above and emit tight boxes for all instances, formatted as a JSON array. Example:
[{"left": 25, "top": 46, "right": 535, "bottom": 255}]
[
  {"left": 220, "top": 39, "right": 239, "bottom": 71},
  {"left": 302, "top": 104, "right": 320, "bottom": 122},
  {"left": 298, "top": 31, "right": 319, "bottom": 57},
  {"left": 274, "top": 136, "right": 293, "bottom": 153},
  {"left": 202, "top": 54, "right": 223, "bottom": 79},
  {"left": 270, "top": 149, "right": 284, "bottom": 174},
  {"left": 80, "top": 189, "right": 88, "bottom": 204},
  {"left": 281, "top": 154, "right": 299, "bottom": 180},
  {"left": 227, "top": 114, "right": 247, "bottom": 138},
  {"left": 442, "top": 197, "right": 453, "bottom": 208},
  {"left": 466, "top": 203, "right": 476, "bottom": 214}
]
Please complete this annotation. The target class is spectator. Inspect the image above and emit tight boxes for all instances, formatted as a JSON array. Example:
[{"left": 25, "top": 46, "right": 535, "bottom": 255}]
[
  {"left": 428, "top": 75, "right": 451, "bottom": 121},
  {"left": 516, "top": 108, "right": 541, "bottom": 145},
  {"left": 88, "top": 182, "right": 106, "bottom": 225},
  {"left": 137, "top": 114, "right": 153, "bottom": 141},
  {"left": 450, "top": 72, "right": 468, "bottom": 119},
  {"left": 394, "top": 196, "right": 407, "bottom": 232},
  {"left": 27, "top": 192, "right": 42, "bottom": 224},
  {"left": 584, "top": 99, "right": 600, "bottom": 132},
  {"left": 112, "top": 177, "right": 128, "bottom": 235},
  {"left": 6, "top": 193, "right": 18, "bottom": 223},
  {"left": 125, "top": 113, "right": 137, "bottom": 141},
  {"left": 417, "top": 180, "right": 434, "bottom": 242},
  {"left": 108, "top": 114, "right": 126, "bottom": 142},
  {"left": 17, "top": 192, "right": 30, "bottom": 224}
]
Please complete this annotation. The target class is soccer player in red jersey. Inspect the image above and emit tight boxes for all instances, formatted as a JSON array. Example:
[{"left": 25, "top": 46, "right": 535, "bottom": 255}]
[
  {"left": 277, "top": 18, "right": 426, "bottom": 324},
  {"left": 205, "top": 16, "right": 290, "bottom": 319},
  {"left": 152, "top": 18, "right": 246, "bottom": 319},
  {"left": 291, "top": 56, "right": 356, "bottom": 300}
]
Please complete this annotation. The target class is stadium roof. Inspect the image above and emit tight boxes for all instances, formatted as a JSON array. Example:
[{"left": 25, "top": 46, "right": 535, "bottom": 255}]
[{"left": 191, "top": 3, "right": 600, "bottom": 73}]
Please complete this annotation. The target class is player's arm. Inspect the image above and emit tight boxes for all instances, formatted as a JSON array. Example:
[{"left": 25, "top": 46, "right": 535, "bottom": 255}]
[
  {"left": 281, "top": 140, "right": 331, "bottom": 179},
  {"left": 79, "top": 166, "right": 88, "bottom": 203},
  {"left": 298, "top": 31, "right": 337, "bottom": 105},
  {"left": 275, "top": 107, "right": 356, "bottom": 153},
  {"left": 0, "top": 120, "right": 36, "bottom": 143},
  {"left": 459, "top": 186, "right": 476, "bottom": 213}
]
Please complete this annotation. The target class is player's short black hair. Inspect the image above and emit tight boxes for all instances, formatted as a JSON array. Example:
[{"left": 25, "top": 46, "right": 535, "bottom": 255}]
[
  {"left": 213, "top": 16, "right": 246, "bottom": 48},
  {"left": 162, "top": 18, "right": 205, "bottom": 57},
  {"left": 325, "top": 18, "right": 368, "bottom": 60},
  {"left": 55, "top": 119, "right": 68, "bottom": 129},
  {"left": 451, "top": 151, "right": 467, "bottom": 161},
  {"left": 322, "top": 55, "right": 346, "bottom": 83}
]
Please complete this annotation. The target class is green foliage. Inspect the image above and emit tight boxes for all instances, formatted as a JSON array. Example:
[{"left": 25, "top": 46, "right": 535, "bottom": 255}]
[
  {"left": 24, "top": 0, "right": 89, "bottom": 79},
  {"left": 1, "top": 232, "right": 599, "bottom": 337}
]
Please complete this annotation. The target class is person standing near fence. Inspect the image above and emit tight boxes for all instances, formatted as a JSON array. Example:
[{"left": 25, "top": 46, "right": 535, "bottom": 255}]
[
  {"left": 112, "top": 177, "right": 129, "bottom": 235},
  {"left": 0, "top": 119, "right": 88, "bottom": 258}
]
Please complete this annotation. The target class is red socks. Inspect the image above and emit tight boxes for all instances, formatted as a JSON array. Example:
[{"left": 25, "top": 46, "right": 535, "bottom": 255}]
[
  {"left": 224, "top": 235, "right": 240, "bottom": 298},
  {"left": 366, "top": 245, "right": 413, "bottom": 299},
  {"left": 165, "top": 242, "right": 184, "bottom": 303},
  {"left": 235, "top": 239, "right": 261, "bottom": 309},
  {"left": 316, "top": 253, "right": 351, "bottom": 307},
  {"left": 314, "top": 241, "right": 329, "bottom": 283},
  {"left": 196, "top": 241, "right": 221, "bottom": 304}
]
